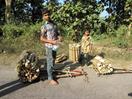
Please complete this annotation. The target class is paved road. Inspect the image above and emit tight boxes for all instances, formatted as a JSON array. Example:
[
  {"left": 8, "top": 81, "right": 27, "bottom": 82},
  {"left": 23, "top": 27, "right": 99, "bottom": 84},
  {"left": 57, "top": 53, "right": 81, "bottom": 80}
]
[{"left": 0, "top": 65, "right": 132, "bottom": 99}]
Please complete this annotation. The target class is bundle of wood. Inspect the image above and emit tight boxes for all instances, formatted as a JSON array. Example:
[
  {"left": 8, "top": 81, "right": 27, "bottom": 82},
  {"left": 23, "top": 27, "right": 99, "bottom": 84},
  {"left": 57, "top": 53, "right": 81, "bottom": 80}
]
[
  {"left": 91, "top": 55, "right": 114, "bottom": 75},
  {"left": 16, "top": 51, "right": 40, "bottom": 83},
  {"left": 55, "top": 54, "right": 68, "bottom": 63},
  {"left": 69, "top": 43, "right": 81, "bottom": 62}
]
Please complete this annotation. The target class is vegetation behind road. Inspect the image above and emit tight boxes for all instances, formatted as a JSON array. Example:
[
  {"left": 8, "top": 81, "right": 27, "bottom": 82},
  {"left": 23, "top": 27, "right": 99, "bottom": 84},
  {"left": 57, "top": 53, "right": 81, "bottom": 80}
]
[{"left": 0, "top": 0, "right": 131, "bottom": 61}]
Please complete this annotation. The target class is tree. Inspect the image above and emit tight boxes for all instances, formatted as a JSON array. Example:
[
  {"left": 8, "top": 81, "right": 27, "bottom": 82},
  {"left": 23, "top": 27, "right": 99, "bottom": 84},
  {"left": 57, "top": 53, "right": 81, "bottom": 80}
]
[
  {"left": 42, "top": 0, "right": 106, "bottom": 40},
  {"left": 0, "top": 0, "right": 5, "bottom": 24},
  {"left": 5, "top": 0, "right": 12, "bottom": 23},
  {"left": 100, "top": 0, "right": 131, "bottom": 27},
  {"left": 12, "top": 0, "right": 44, "bottom": 23},
  {"left": 0, "top": 0, "right": 44, "bottom": 23}
]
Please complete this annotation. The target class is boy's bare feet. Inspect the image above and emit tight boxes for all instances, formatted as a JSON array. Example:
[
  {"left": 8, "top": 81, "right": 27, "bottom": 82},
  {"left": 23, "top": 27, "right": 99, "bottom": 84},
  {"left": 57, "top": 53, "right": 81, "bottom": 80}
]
[{"left": 49, "top": 80, "right": 58, "bottom": 85}]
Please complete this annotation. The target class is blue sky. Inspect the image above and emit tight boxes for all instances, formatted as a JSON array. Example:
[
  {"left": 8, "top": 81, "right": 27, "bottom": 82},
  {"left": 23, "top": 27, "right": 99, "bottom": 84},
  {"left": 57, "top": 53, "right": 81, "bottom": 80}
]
[
  {"left": 58, "top": 0, "right": 109, "bottom": 18},
  {"left": 100, "top": 7, "right": 109, "bottom": 18}
]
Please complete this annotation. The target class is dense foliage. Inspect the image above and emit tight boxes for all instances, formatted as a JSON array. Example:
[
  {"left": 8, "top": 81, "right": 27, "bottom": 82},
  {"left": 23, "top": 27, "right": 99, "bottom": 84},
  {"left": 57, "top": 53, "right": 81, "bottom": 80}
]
[{"left": 0, "top": 0, "right": 131, "bottom": 53}]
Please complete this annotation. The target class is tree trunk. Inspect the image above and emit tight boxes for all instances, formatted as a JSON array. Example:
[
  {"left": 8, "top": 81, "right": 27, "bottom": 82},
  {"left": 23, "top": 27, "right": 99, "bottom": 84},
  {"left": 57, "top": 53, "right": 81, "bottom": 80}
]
[{"left": 5, "top": 0, "right": 12, "bottom": 23}]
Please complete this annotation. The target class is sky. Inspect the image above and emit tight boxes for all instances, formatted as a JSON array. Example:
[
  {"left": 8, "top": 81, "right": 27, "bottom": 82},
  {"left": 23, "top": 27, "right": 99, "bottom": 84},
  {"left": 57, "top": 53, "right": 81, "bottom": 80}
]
[
  {"left": 58, "top": 0, "right": 109, "bottom": 18},
  {"left": 100, "top": 8, "right": 109, "bottom": 18}
]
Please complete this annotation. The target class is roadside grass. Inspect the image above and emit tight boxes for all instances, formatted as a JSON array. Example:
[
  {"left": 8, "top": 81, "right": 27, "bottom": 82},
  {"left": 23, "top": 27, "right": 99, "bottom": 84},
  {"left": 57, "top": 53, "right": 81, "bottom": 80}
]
[
  {"left": 0, "top": 24, "right": 132, "bottom": 66},
  {"left": 0, "top": 36, "right": 132, "bottom": 59},
  {"left": 92, "top": 34, "right": 132, "bottom": 60},
  {"left": 94, "top": 47, "right": 132, "bottom": 61},
  {"left": 93, "top": 34, "right": 132, "bottom": 48},
  {"left": 0, "top": 38, "right": 132, "bottom": 68}
]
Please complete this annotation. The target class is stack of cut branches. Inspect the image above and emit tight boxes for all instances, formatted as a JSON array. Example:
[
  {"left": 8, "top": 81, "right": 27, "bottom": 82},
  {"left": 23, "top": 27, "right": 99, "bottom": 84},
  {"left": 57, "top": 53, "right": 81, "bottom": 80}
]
[
  {"left": 54, "top": 67, "right": 88, "bottom": 78},
  {"left": 91, "top": 55, "right": 114, "bottom": 75},
  {"left": 17, "top": 51, "right": 40, "bottom": 83},
  {"left": 55, "top": 54, "right": 68, "bottom": 63}
]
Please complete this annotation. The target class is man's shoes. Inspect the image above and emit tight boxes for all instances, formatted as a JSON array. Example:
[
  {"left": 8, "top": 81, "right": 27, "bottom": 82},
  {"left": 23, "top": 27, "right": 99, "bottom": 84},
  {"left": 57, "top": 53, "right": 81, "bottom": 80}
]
[{"left": 49, "top": 80, "right": 59, "bottom": 85}]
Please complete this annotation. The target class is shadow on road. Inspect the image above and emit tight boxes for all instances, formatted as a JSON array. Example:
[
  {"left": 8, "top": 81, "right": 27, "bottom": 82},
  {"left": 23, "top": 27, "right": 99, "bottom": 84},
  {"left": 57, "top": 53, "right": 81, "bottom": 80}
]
[
  {"left": 0, "top": 57, "right": 88, "bottom": 97},
  {"left": 0, "top": 58, "right": 48, "bottom": 97},
  {"left": 0, "top": 78, "right": 46, "bottom": 97},
  {"left": 128, "top": 92, "right": 132, "bottom": 97},
  {"left": 0, "top": 79, "right": 31, "bottom": 97}
]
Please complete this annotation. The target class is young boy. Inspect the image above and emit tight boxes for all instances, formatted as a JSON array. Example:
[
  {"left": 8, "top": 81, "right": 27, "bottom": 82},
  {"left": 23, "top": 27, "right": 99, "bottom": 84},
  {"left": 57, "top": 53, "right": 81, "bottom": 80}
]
[
  {"left": 80, "top": 29, "right": 92, "bottom": 66},
  {"left": 40, "top": 9, "right": 62, "bottom": 85}
]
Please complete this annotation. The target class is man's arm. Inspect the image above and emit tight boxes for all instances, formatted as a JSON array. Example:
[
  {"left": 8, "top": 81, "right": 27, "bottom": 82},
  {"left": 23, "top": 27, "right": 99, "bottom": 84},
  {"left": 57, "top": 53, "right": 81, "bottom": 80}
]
[{"left": 40, "top": 35, "right": 57, "bottom": 45}]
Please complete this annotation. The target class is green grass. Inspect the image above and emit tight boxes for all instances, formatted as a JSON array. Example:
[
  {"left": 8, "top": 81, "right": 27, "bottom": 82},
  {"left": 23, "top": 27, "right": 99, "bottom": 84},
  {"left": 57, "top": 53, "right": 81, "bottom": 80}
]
[{"left": 0, "top": 23, "right": 132, "bottom": 62}]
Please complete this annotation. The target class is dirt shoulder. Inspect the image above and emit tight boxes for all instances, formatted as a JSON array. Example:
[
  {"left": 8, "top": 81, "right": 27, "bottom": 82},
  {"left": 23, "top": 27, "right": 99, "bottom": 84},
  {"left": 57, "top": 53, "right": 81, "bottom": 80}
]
[{"left": 0, "top": 47, "right": 132, "bottom": 68}]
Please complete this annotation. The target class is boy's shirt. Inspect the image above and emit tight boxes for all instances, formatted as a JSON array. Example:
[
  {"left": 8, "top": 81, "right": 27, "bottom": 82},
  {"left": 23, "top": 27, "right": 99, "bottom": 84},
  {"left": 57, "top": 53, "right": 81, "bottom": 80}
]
[
  {"left": 81, "top": 35, "right": 91, "bottom": 53},
  {"left": 41, "top": 21, "right": 60, "bottom": 50}
]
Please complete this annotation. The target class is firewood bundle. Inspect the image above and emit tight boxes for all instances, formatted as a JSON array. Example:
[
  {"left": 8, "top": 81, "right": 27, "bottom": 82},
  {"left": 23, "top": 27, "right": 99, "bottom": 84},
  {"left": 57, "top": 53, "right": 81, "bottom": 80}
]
[
  {"left": 16, "top": 51, "right": 40, "bottom": 83},
  {"left": 69, "top": 43, "right": 81, "bottom": 62},
  {"left": 55, "top": 54, "right": 68, "bottom": 63},
  {"left": 91, "top": 55, "right": 114, "bottom": 75}
]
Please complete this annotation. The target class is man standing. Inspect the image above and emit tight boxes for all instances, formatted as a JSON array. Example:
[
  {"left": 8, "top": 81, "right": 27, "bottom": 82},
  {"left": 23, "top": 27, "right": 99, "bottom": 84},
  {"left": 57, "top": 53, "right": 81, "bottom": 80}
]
[{"left": 40, "top": 9, "right": 62, "bottom": 85}]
